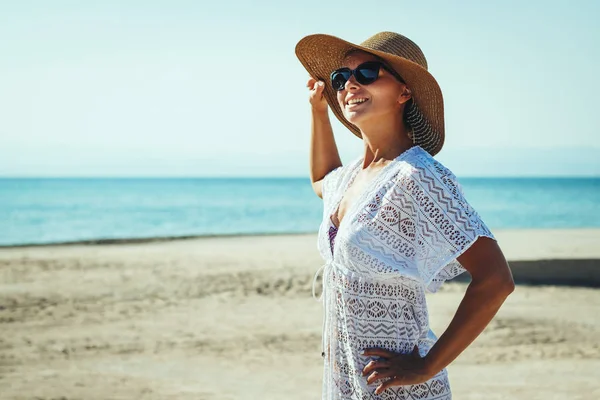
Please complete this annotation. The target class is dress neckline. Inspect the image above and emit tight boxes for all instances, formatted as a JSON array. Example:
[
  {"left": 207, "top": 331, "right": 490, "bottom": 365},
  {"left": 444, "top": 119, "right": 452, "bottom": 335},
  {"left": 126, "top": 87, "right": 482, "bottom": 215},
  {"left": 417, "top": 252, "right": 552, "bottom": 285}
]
[{"left": 329, "top": 145, "right": 421, "bottom": 231}]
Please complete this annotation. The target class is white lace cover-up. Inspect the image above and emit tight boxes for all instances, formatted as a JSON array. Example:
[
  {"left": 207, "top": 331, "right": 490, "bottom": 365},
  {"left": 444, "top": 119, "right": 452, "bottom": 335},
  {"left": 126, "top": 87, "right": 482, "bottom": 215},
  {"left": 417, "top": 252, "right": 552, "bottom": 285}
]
[{"left": 312, "top": 145, "right": 495, "bottom": 399}]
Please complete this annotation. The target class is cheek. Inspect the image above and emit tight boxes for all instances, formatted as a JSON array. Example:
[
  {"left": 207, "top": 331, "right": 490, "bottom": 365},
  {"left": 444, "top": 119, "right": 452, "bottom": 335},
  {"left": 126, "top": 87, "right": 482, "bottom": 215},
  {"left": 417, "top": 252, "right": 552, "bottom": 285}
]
[
  {"left": 370, "top": 80, "right": 403, "bottom": 105},
  {"left": 373, "top": 89, "right": 402, "bottom": 108}
]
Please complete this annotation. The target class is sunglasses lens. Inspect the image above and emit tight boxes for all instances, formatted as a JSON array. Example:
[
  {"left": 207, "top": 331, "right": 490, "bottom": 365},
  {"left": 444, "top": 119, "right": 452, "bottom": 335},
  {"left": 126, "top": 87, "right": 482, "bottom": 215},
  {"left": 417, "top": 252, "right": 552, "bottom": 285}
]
[
  {"left": 331, "top": 70, "right": 351, "bottom": 91},
  {"left": 330, "top": 63, "right": 382, "bottom": 91},
  {"left": 356, "top": 64, "right": 380, "bottom": 84}
]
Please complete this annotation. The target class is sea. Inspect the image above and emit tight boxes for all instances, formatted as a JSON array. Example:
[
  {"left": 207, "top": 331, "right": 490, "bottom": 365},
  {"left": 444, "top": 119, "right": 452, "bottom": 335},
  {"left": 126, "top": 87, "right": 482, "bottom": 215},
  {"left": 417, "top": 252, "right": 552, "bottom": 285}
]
[{"left": 0, "top": 177, "right": 599, "bottom": 246}]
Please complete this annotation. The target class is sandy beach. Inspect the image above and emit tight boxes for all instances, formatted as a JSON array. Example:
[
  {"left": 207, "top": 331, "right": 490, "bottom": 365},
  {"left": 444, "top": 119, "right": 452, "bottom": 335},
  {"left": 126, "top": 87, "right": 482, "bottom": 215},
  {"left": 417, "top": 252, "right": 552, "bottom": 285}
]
[{"left": 1, "top": 229, "right": 599, "bottom": 400}]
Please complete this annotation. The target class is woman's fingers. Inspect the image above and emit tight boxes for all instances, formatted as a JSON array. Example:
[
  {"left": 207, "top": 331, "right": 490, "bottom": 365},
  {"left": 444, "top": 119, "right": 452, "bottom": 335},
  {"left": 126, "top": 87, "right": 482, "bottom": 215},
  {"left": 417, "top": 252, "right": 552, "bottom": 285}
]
[
  {"left": 307, "top": 81, "right": 327, "bottom": 110},
  {"left": 306, "top": 76, "right": 328, "bottom": 112},
  {"left": 307, "top": 76, "right": 325, "bottom": 89},
  {"left": 306, "top": 77, "right": 316, "bottom": 88},
  {"left": 362, "top": 348, "right": 396, "bottom": 358},
  {"left": 366, "top": 369, "right": 396, "bottom": 385},
  {"left": 311, "top": 82, "right": 323, "bottom": 96},
  {"left": 362, "top": 359, "right": 391, "bottom": 376},
  {"left": 375, "top": 376, "right": 406, "bottom": 395},
  {"left": 309, "top": 80, "right": 324, "bottom": 92}
]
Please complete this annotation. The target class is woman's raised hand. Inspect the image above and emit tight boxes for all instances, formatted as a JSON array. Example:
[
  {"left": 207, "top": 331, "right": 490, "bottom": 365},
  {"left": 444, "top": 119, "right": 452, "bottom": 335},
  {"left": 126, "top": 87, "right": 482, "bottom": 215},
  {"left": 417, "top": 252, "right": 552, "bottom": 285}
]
[{"left": 306, "top": 76, "right": 328, "bottom": 113}]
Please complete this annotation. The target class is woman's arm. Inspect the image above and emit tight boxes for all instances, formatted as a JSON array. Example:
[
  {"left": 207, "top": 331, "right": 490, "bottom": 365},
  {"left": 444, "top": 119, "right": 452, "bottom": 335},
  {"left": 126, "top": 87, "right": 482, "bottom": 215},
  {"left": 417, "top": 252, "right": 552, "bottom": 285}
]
[
  {"left": 423, "top": 236, "right": 515, "bottom": 374},
  {"left": 361, "top": 163, "right": 514, "bottom": 394},
  {"left": 306, "top": 77, "right": 342, "bottom": 199},
  {"left": 362, "top": 236, "right": 514, "bottom": 393}
]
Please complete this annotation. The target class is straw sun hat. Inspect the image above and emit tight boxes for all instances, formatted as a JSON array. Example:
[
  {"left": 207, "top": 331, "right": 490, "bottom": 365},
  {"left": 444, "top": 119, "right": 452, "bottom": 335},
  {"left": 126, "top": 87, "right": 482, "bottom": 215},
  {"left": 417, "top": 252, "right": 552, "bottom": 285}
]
[{"left": 295, "top": 31, "right": 445, "bottom": 156}]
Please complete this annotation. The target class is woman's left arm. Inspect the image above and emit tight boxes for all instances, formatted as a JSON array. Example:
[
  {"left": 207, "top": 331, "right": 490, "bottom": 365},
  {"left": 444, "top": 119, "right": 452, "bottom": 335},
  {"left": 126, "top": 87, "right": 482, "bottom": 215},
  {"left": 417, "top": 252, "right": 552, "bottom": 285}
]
[
  {"left": 422, "top": 235, "right": 515, "bottom": 374},
  {"left": 362, "top": 164, "right": 515, "bottom": 394}
]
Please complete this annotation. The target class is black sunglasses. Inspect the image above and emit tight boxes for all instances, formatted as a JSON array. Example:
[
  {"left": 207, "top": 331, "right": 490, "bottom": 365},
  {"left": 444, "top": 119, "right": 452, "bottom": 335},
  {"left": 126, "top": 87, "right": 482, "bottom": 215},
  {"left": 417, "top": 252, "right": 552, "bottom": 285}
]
[{"left": 330, "top": 61, "right": 406, "bottom": 91}]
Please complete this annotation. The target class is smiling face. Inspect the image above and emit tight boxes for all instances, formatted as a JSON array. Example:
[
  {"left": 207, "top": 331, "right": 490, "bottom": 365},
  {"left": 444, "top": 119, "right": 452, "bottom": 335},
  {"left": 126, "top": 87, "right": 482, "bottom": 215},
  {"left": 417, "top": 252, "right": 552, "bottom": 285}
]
[{"left": 335, "top": 51, "right": 411, "bottom": 130}]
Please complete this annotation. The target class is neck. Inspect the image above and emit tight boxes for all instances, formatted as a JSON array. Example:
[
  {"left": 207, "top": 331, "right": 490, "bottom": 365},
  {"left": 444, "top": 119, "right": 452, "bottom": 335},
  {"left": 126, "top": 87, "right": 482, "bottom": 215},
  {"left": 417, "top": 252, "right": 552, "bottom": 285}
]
[{"left": 357, "top": 115, "right": 413, "bottom": 167}]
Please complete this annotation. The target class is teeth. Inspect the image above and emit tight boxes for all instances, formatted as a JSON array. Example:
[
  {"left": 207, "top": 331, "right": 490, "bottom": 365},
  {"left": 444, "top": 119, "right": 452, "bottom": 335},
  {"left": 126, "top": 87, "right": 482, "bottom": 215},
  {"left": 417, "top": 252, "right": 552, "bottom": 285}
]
[{"left": 347, "top": 98, "right": 368, "bottom": 105}]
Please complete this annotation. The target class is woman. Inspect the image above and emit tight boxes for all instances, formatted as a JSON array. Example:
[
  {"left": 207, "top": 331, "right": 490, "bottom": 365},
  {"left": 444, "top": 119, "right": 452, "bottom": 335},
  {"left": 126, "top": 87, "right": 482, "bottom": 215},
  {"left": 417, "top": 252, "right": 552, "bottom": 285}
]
[{"left": 295, "top": 32, "right": 515, "bottom": 399}]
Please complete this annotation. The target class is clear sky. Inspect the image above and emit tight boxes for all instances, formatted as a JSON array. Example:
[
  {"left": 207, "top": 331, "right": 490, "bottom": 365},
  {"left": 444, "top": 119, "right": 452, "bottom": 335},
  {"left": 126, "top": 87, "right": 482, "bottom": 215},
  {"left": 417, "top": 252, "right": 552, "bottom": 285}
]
[{"left": 1, "top": 0, "right": 598, "bottom": 177}]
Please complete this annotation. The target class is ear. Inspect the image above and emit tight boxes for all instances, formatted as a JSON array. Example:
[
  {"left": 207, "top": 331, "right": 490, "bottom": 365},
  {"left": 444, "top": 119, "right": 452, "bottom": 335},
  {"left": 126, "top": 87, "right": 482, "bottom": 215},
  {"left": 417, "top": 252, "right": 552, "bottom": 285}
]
[{"left": 397, "top": 86, "right": 412, "bottom": 105}]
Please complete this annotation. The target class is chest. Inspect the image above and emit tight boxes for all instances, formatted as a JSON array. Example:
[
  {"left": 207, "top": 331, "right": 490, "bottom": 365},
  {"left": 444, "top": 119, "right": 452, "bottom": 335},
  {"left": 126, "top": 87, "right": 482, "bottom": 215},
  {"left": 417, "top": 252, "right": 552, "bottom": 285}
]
[
  {"left": 319, "top": 172, "right": 420, "bottom": 282},
  {"left": 332, "top": 167, "right": 384, "bottom": 228}
]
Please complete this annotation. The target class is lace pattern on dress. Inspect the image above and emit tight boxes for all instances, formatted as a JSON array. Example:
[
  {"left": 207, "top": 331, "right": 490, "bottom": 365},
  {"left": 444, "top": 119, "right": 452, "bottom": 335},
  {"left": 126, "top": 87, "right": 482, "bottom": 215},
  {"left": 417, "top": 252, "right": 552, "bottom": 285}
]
[{"left": 313, "top": 146, "right": 493, "bottom": 399}]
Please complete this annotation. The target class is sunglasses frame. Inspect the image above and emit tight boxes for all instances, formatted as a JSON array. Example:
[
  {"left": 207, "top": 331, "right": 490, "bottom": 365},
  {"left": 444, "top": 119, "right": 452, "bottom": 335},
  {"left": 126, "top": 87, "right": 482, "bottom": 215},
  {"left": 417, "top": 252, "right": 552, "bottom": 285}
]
[{"left": 330, "top": 61, "right": 406, "bottom": 91}]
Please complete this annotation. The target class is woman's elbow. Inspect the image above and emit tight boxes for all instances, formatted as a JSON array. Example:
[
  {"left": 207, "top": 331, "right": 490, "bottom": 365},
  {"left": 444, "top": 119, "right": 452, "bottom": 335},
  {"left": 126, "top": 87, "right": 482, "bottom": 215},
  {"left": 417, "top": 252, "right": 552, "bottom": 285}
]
[
  {"left": 499, "top": 270, "right": 516, "bottom": 296},
  {"left": 460, "top": 238, "right": 515, "bottom": 297},
  {"left": 485, "top": 261, "right": 516, "bottom": 297},
  {"left": 470, "top": 259, "right": 516, "bottom": 298}
]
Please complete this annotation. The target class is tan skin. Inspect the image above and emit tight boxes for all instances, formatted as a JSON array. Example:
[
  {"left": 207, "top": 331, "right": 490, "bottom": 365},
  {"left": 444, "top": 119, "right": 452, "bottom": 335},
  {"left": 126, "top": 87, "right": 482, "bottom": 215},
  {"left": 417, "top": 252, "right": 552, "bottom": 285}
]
[{"left": 307, "top": 51, "right": 515, "bottom": 395}]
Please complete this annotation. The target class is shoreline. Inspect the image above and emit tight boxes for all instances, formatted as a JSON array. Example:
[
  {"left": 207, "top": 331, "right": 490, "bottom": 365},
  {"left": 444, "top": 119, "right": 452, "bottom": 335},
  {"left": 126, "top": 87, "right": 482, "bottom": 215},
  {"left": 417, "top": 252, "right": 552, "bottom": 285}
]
[
  {"left": 0, "top": 230, "right": 321, "bottom": 249},
  {"left": 1, "top": 227, "right": 600, "bottom": 249},
  {"left": 1, "top": 229, "right": 599, "bottom": 288}
]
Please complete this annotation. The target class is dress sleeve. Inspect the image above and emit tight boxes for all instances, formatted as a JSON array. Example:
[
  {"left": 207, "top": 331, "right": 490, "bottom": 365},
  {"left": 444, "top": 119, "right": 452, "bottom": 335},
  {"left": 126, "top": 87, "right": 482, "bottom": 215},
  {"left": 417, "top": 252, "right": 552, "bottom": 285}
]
[{"left": 409, "top": 158, "right": 496, "bottom": 293}]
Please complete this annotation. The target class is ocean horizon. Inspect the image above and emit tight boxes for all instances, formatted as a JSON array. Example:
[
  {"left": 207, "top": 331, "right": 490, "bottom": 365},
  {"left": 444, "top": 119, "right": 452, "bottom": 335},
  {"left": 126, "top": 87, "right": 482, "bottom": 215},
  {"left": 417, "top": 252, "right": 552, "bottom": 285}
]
[{"left": 1, "top": 177, "right": 599, "bottom": 247}]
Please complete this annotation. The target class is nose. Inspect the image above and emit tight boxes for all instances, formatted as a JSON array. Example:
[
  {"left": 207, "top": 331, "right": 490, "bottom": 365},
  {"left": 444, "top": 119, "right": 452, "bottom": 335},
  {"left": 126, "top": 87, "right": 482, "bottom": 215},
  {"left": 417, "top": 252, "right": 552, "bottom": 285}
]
[{"left": 344, "top": 73, "right": 360, "bottom": 91}]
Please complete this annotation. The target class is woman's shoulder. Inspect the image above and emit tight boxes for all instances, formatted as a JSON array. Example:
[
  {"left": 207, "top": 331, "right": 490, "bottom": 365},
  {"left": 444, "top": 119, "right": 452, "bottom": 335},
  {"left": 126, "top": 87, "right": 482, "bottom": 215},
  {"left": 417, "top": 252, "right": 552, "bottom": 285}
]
[
  {"left": 392, "top": 146, "right": 462, "bottom": 194},
  {"left": 394, "top": 145, "right": 455, "bottom": 178}
]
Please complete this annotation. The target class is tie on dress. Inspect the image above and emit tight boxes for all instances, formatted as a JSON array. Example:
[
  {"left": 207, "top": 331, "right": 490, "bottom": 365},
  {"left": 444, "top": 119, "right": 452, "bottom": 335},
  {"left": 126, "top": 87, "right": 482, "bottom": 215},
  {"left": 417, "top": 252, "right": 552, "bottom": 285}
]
[{"left": 312, "top": 215, "right": 340, "bottom": 358}]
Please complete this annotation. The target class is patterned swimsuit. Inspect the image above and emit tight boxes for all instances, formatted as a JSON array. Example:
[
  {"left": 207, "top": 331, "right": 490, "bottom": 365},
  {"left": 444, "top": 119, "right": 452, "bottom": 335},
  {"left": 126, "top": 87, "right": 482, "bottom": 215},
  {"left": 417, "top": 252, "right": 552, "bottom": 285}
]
[{"left": 328, "top": 218, "right": 339, "bottom": 256}]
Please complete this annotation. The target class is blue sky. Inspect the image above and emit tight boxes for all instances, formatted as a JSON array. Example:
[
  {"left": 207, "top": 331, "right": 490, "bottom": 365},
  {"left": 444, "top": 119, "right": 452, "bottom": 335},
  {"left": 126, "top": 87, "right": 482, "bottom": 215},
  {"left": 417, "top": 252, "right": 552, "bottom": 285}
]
[{"left": 1, "top": 0, "right": 598, "bottom": 177}]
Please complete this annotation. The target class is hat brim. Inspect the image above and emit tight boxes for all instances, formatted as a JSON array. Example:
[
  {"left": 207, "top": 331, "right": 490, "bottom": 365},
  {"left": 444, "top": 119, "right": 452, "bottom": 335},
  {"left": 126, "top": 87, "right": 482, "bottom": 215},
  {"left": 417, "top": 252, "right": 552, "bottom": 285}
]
[{"left": 295, "top": 33, "right": 445, "bottom": 156}]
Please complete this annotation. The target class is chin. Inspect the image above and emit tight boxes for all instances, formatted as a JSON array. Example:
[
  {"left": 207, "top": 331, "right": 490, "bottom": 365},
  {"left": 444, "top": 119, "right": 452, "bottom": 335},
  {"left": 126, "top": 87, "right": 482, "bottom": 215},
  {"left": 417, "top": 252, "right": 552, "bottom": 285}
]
[{"left": 343, "top": 111, "right": 368, "bottom": 126}]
